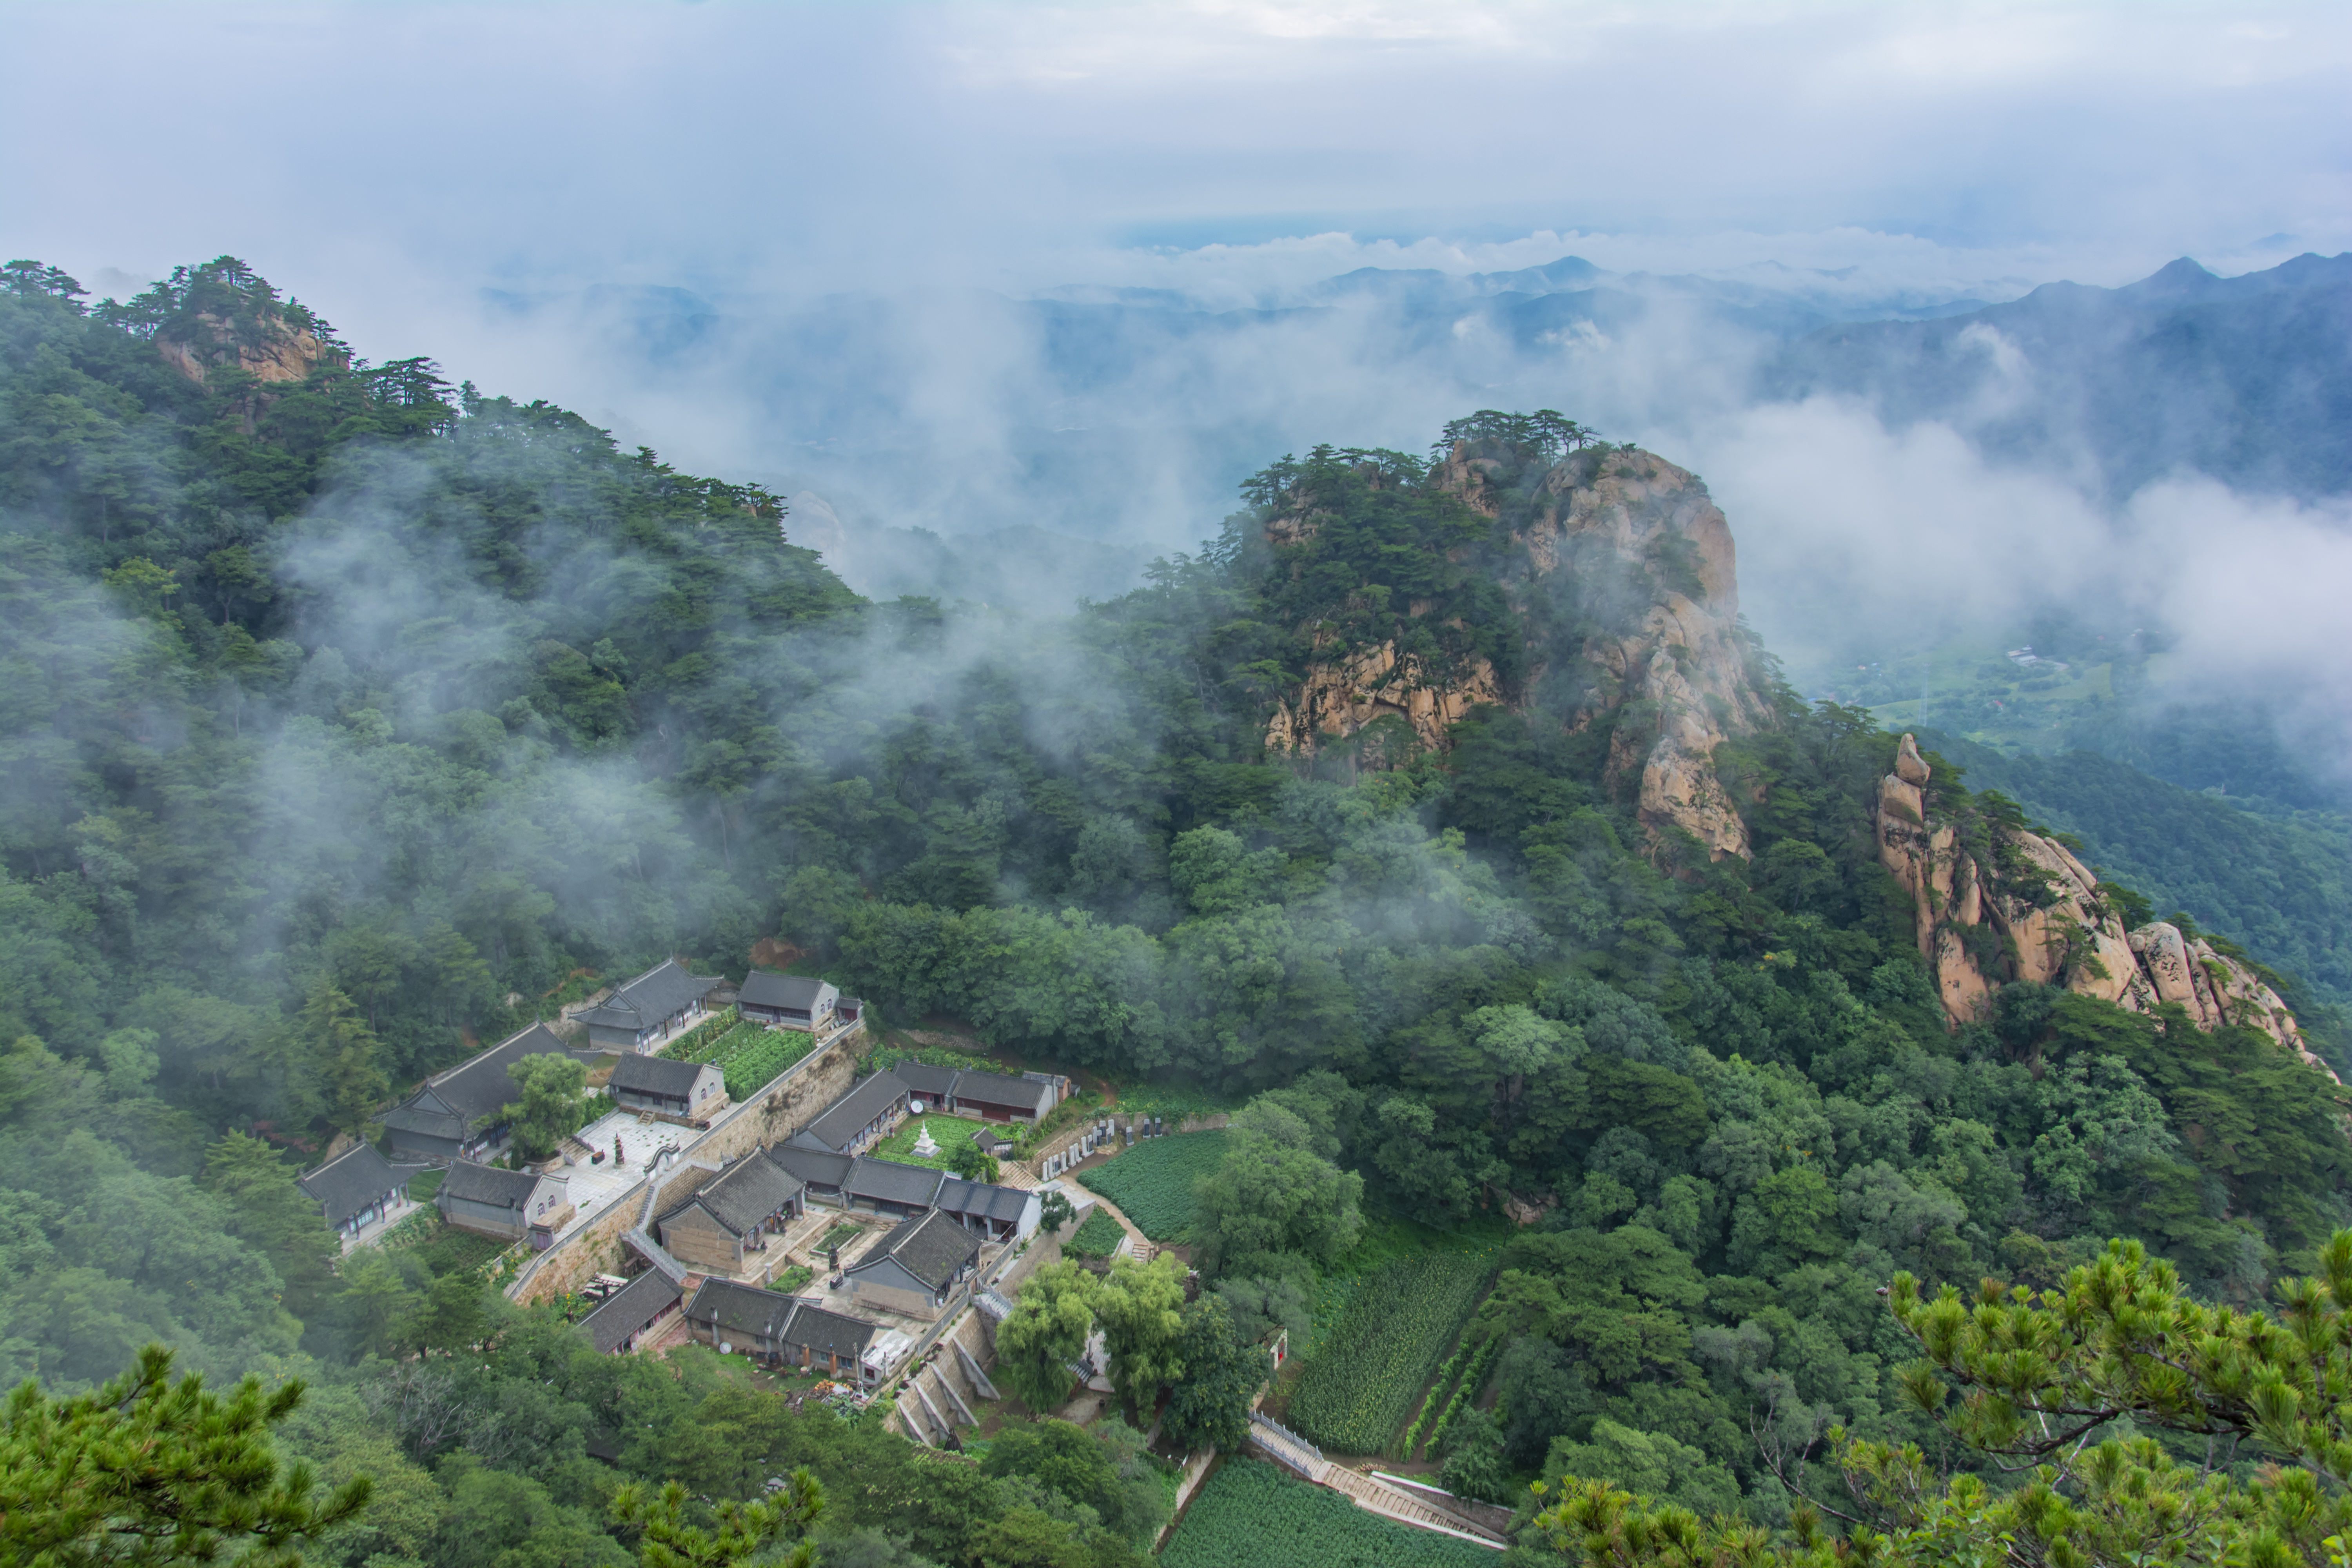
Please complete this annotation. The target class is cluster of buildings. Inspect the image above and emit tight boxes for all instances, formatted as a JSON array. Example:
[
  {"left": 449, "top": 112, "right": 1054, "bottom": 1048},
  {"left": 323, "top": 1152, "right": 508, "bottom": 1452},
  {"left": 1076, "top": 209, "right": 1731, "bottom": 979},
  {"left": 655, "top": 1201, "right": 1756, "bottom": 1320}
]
[
  {"left": 287, "top": 948, "right": 1084, "bottom": 1394},
  {"left": 573, "top": 1058, "right": 1073, "bottom": 1386},
  {"left": 293, "top": 960, "right": 860, "bottom": 1249}
]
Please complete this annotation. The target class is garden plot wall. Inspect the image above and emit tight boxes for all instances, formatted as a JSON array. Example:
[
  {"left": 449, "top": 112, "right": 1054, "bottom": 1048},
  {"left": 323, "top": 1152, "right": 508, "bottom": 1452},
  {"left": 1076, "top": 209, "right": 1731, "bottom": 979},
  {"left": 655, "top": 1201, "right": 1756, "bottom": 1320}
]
[{"left": 508, "top": 1025, "right": 862, "bottom": 1307}]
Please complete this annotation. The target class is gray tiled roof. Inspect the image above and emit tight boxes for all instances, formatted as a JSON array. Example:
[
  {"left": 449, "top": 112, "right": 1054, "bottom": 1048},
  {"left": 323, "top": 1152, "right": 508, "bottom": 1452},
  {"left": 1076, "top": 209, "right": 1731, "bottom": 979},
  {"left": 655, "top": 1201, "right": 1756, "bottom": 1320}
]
[
  {"left": 577, "top": 959, "right": 721, "bottom": 1031},
  {"left": 439, "top": 1159, "right": 545, "bottom": 1211},
  {"left": 297, "top": 1143, "right": 426, "bottom": 1229},
  {"left": 852, "top": 1209, "right": 979, "bottom": 1291},
  {"left": 611, "top": 1055, "right": 714, "bottom": 1098},
  {"left": 796, "top": 1072, "right": 908, "bottom": 1152},
  {"left": 688, "top": 1278, "right": 798, "bottom": 1340},
  {"left": 946, "top": 1068, "right": 1058, "bottom": 1115},
  {"left": 780, "top": 1299, "right": 875, "bottom": 1359},
  {"left": 659, "top": 1154, "right": 801, "bottom": 1238},
  {"left": 935, "top": 1178, "right": 1031, "bottom": 1225},
  {"left": 739, "top": 972, "right": 831, "bottom": 1011},
  {"left": 377, "top": 1022, "right": 586, "bottom": 1141},
  {"left": 578, "top": 1270, "right": 682, "bottom": 1354},
  {"left": 893, "top": 1063, "right": 962, "bottom": 1099},
  {"left": 767, "top": 1145, "right": 852, "bottom": 1190},
  {"left": 844, "top": 1157, "right": 944, "bottom": 1209},
  {"left": 684, "top": 1281, "right": 876, "bottom": 1361}
]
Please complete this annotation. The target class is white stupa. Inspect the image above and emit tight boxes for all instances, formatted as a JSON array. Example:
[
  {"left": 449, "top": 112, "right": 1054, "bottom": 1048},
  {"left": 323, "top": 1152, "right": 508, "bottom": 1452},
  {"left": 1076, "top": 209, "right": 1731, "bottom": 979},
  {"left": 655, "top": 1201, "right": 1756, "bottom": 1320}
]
[{"left": 910, "top": 1122, "right": 940, "bottom": 1158}]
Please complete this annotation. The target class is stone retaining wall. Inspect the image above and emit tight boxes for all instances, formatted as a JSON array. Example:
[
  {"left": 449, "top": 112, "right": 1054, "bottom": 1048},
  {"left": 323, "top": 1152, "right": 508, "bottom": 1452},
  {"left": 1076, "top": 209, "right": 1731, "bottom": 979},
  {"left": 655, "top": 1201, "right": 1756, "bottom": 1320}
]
[
  {"left": 508, "top": 1025, "right": 863, "bottom": 1306},
  {"left": 513, "top": 1176, "right": 649, "bottom": 1304}
]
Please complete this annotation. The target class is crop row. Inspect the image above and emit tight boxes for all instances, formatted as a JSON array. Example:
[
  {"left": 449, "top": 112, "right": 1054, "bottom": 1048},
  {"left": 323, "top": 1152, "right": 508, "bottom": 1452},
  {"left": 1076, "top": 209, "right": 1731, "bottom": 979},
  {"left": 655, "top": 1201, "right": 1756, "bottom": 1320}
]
[
  {"left": 1288, "top": 1252, "right": 1491, "bottom": 1454},
  {"left": 715, "top": 1029, "right": 817, "bottom": 1099},
  {"left": 1396, "top": 1304, "right": 1488, "bottom": 1460},
  {"left": 1161, "top": 1457, "right": 1492, "bottom": 1568},
  {"left": 1422, "top": 1330, "right": 1504, "bottom": 1458},
  {"left": 1075, "top": 1130, "right": 1227, "bottom": 1240},
  {"left": 660, "top": 1013, "right": 753, "bottom": 1064},
  {"left": 657, "top": 1017, "right": 817, "bottom": 1099}
]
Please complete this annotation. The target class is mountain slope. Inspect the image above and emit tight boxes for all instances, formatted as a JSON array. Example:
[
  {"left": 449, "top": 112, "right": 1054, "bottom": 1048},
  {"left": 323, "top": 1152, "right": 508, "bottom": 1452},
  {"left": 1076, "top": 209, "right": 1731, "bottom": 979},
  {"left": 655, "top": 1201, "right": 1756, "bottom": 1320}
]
[
  {"left": 1919, "top": 729, "right": 2351, "bottom": 1019},
  {"left": 1254, "top": 424, "right": 1773, "bottom": 858},
  {"left": 1762, "top": 252, "right": 2352, "bottom": 500}
]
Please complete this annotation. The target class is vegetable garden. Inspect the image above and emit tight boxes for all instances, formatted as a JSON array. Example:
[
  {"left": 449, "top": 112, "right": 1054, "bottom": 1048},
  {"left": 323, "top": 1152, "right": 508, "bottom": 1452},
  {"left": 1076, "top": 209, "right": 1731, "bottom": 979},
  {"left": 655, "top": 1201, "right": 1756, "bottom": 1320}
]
[
  {"left": 1398, "top": 1324, "right": 1504, "bottom": 1462},
  {"left": 1060, "top": 1207, "right": 1126, "bottom": 1259},
  {"left": 1288, "top": 1251, "right": 1494, "bottom": 1455},
  {"left": 1159, "top": 1458, "right": 1494, "bottom": 1568},
  {"left": 659, "top": 1016, "right": 818, "bottom": 1100},
  {"left": 1074, "top": 1130, "right": 1227, "bottom": 1240}
]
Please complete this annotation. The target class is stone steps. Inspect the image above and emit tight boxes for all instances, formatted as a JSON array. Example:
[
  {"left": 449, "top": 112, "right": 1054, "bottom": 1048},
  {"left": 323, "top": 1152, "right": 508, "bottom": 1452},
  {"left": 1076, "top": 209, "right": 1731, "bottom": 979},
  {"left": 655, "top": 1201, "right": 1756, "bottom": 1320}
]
[{"left": 1244, "top": 1416, "right": 1504, "bottom": 1549}]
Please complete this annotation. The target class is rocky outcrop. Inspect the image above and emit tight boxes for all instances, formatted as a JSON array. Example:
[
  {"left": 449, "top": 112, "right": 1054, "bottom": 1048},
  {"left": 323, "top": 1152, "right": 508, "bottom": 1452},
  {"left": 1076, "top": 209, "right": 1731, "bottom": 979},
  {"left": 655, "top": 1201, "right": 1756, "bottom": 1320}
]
[
  {"left": 158, "top": 310, "right": 330, "bottom": 387},
  {"left": 1262, "top": 445, "right": 1773, "bottom": 858},
  {"left": 1872, "top": 733, "right": 2334, "bottom": 1078},
  {"left": 1263, "top": 641, "right": 1504, "bottom": 757}
]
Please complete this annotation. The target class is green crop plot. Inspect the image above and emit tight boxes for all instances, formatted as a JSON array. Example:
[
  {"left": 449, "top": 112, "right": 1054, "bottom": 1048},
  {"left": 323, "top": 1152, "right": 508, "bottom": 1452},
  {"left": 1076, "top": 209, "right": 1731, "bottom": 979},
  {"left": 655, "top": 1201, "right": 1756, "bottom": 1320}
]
[
  {"left": 1060, "top": 1207, "right": 1126, "bottom": 1259},
  {"left": 660, "top": 1016, "right": 817, "bottom": 1099},
  {"left": 1075, "top": 1130, "right": 1226, "bottom": 1240},
  {"left": 1288, "top": 1251, "right": 1493, "bottom": 1454},
  {"left": 1160, "top": 1458, "right": 1492, "bottom": 1568}
]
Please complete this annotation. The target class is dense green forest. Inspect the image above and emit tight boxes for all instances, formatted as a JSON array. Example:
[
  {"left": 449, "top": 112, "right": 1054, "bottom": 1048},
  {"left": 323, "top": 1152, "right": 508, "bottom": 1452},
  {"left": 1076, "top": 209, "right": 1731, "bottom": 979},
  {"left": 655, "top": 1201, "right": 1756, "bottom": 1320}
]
[{"left": 5, "top": 257, "right": 2350, "bottom": 1565}]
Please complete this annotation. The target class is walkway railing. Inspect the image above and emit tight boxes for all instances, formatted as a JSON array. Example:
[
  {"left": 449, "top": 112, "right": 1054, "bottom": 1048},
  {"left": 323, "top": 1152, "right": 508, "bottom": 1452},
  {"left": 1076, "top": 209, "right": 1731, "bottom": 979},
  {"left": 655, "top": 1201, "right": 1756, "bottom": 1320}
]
[{"left": 1247, "top": 1412, "right": 1325, "bottom": 1478}]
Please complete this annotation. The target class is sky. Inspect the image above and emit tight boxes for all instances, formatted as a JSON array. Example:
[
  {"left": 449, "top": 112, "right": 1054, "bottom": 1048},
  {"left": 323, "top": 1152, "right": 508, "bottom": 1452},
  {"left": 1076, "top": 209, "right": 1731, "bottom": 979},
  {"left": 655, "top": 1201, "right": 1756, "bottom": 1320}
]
[
  {"left": 6, "top": 0, "right": 2351, "bottom": 737},
  {"left": 8, "top": 1, "right": 2346, "bottom": 320}
]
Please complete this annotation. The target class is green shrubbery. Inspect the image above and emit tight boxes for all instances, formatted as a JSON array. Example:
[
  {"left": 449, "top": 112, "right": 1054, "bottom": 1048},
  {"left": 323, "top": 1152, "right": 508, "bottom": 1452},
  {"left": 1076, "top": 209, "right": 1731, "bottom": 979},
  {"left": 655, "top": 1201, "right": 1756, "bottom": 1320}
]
[{"left": 660, "top": 1016, "right": 817, "bottom": 1100}]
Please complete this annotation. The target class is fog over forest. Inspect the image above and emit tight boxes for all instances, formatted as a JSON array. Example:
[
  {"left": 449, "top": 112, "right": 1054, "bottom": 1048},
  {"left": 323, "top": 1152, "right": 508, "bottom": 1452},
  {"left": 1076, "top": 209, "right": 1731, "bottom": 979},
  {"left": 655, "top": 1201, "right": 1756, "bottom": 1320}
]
[{"left": 5, "top": 5, "right": 2352, "bottom": 1567}]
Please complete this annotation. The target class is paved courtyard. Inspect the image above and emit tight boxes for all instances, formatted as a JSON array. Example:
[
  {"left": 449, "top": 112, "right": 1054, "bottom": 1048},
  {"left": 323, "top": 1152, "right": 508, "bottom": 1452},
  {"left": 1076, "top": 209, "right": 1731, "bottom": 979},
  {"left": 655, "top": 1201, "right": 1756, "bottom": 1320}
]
[{"left": 542, "top": 1107, "right": 691, "bottom": 1241}]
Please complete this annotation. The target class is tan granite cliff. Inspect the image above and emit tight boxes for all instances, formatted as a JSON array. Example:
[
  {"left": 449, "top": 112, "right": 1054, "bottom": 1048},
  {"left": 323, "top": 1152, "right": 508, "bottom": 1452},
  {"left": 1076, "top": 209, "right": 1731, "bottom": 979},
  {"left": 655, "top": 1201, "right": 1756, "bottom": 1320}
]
[
  {"left": 158, "top": 310, "right": 330, "bottom": 387},
  {"left": 1874, "top": 732, "right": 2334, "bottom": 1078},
  {"left": 1262, "top": 445, "right": 1773, "bottom": 859}
]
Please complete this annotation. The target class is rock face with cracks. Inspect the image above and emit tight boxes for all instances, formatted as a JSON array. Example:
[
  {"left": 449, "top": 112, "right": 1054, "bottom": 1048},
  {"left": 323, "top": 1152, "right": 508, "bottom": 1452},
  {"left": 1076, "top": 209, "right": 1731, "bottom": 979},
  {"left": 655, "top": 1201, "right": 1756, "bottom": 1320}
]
[
  {"left": 1261, "top": 443, "right": 1773, "bottom": 860},
  {"left": 158, "top": 310, "right": 330, "bottom": 387},
  {"left": 1874, "top": 732, "right": 2334, "bottom": 1077}
]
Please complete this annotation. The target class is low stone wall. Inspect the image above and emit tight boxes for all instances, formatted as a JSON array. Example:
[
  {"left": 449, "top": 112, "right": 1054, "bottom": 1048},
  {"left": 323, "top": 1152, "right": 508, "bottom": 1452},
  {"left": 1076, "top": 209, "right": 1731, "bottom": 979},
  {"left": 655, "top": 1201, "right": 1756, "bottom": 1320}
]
[
  {"left": 507, "top": 1024, "right": 863, "bottom": 1306},
  {"left": 1156, "top": 1448, "right": 1221, "bottom": 1550}
]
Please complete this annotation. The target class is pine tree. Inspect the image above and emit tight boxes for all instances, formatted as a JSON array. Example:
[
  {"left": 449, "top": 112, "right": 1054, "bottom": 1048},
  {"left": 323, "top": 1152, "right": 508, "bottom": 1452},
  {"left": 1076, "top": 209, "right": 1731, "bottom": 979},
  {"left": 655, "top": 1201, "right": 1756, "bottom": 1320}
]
[{"left": 0, "top": 1344, "right": 369, "bottom": 1568}]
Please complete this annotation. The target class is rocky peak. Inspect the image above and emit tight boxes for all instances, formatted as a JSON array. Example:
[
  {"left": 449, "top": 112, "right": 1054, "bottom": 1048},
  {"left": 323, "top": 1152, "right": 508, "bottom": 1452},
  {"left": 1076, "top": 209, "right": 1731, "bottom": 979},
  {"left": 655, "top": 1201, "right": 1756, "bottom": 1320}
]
[
  {"left": 1873, "top": 732, "right": 2332, "bottom": 1076},
  {"left": 1257, "top": 437, "right": 1773, "bottom": 858},
  {"left": 158, "top": 310, "right": 330, "bottom": 388}
]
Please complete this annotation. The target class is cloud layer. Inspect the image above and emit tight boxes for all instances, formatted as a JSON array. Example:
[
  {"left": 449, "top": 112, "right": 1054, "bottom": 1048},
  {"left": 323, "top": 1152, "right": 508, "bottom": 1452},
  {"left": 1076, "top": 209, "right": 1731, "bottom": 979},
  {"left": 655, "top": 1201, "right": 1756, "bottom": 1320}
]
[{"left": 7, "top": 0, "right": 2347, "bottom": 779}]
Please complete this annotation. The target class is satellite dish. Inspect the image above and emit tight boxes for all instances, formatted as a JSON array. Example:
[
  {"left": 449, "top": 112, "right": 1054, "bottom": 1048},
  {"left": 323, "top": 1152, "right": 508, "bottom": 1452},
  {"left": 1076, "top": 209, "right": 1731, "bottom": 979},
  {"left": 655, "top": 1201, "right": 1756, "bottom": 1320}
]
[{"left": 720, "top": 1341, "right": 734, "bottom": 1356}]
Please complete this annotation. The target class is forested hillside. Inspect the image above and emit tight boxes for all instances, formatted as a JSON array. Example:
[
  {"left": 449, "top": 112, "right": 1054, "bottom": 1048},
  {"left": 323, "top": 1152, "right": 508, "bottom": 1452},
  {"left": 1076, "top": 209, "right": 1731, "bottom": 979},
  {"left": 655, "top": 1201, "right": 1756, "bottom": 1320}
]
[
  {"left": 5, "top": 256, "right": 2350, "bottom": 1563},
  {"left": 1922, "top": 729, "right": 2352, "bottom": 1019}
]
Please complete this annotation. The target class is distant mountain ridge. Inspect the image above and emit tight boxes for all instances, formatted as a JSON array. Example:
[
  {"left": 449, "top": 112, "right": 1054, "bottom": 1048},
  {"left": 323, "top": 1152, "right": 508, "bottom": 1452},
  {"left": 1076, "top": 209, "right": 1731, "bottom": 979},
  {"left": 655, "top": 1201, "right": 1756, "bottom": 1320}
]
[
  {"left": 492, "top": 254, "right": 2017, "bottom": 545},
  {"left": 1761, "top": 251, "right": 2352, "bottom": 500}
]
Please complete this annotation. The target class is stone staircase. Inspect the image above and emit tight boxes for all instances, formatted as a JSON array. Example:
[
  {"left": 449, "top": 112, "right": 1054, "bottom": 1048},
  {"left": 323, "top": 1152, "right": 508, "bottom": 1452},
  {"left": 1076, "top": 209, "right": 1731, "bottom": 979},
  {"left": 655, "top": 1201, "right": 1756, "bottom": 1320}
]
[{"left": 1245, "top": 1415, "right": 1504, "bottom": 1549}]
